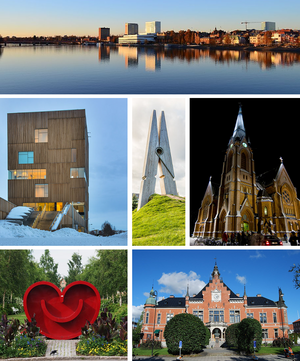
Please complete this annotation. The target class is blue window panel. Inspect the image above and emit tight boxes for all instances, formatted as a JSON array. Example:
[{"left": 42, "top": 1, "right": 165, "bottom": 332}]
[{"left": 18, "top": 151, "right": 34, "bottom": 164}]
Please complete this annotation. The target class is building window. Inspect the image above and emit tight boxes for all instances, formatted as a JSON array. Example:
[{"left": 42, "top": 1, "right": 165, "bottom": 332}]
[
  {"left": 193, "top": 310, "right": 204, "bottom": 321},
  {"left": 209, "top": 310, "right": 224, "bottom": 323},
  {"left": 273, "top": 312, "right": 277, "bottom": 323},
  {"left": 18, "top": 151, "right": 34, "bottom": 164},
  {"left": 262, "top": 329, "right": 268, "bottom": 339},
  {"left": 35, "top": 184, "right": 48, "bottom": 198},
  {"left": 282, "top": 190, "right": 291, "bottom": 204},
  {"left": 145, "top": 312, "right": 149, "bottom": 324},
  {"left": 157, "top": 313, "right": 161, "bottom": 325},
  {"left": 247, "top": 313, "right": 254, "bottom": 319},
  {"left": 35, "top": 129, "right": 48, "bottom": 143},
  {"left": 70, "top": 167, "right": 85, "bottom": 179},
  {"left": 71, "top": 148, "right": 77, "bottom": 162},
  {"left": 274, "top": 329, "right": 278, "bottom": 338},
  {"left": 9, "top": 169, "right": 46, "bottom": 180},
  {"left": 166, "top": 313, "right": 174, "bottom": 323},
  {"left": 230, "top": 310, "right": 240, "bottom": 323},
  {"left": 260, "top": 313, "right": 267, "bottom": 323},
  {"left": 241, "top": 153, "right": 247, "bottom": 171}
]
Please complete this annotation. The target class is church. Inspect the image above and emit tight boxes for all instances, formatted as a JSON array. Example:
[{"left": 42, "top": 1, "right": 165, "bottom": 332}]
[
  {"left": 141, "top": 263, "right": 289, "bottom": 347},
  {"left": 193, "top": 104, "right": 300, "bottom": 239}
]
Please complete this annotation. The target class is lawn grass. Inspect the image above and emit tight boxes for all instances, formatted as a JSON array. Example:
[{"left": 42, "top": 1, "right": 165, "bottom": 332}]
[
  {"left": 133, "top": 348, "right": 170, "bottom": 356},
  {"left": 7, "top": 312, "right": 27, "bottom": 323},
  {"left": 257, "top": 345, "right": 300, "bottom": 355},
  {"left": 132, "top": 194, "right": 185, "bottom": 246}
]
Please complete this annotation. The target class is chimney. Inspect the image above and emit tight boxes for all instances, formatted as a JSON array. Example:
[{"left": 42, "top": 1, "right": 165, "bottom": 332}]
[{"left": 256, "top": 294, "right": 261, "bottom": 297}]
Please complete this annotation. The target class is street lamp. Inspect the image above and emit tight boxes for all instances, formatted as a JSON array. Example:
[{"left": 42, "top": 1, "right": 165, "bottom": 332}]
[{"left": 151, "top": 290, "right": 158, "bottom": 357}]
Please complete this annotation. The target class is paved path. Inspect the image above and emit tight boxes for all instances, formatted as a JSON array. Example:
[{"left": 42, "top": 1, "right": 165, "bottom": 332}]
[
  {"left": 135, "top": 356, "right": 298, "bottom": 361},
  {"left": 46, "top": 339, "right": 77, "bottom": 357}
]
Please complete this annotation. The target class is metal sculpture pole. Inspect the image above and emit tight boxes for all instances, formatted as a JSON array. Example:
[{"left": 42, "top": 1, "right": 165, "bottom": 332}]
[{"left": 138, "top": 110, "right": 177, "bottom": 210}]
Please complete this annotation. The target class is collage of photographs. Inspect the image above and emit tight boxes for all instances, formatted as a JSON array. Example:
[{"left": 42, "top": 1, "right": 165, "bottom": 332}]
[{"left": 1, "top": 2, "right": 300, "bottom": 361}]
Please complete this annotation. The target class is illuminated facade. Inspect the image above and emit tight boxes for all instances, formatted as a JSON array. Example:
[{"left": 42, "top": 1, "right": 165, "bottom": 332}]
[
  {"left": 7, "top": 109, "right": 89, "bottom": 231},
  {"left": 141, "top": 263, "right": 289, "bottom": 346},
  {"left": 193, "top": 104, "right": 300, "bottom": 239}
]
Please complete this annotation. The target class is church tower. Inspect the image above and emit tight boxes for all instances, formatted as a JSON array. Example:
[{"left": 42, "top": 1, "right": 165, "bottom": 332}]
[{"left": 213, "top": 104, "right": 257, "bottom": 237}]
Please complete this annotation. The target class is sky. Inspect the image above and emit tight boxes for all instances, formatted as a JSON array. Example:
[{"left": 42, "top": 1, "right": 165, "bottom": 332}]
[
  {"left": 0, "top": 98, "right": 127, "bottom": 231},
  {"left": 190, "top": 97, "right": 300, "bottom": 235},
  {"left": 1, "top": 0, "right": 300, "bottom": 37},
  {"left": 132, "top": 98, "right": 186, "bottom": 198},
  {"left": 132, "top": 249, "right": 300, "bottom": 324}
]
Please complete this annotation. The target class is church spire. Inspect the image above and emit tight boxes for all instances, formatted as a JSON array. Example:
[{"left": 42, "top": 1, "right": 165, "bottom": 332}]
[
  {"left": 211, "top": 261, "right": 220, "bottom": 278},
  {"left": 231, "top": 103, "right": 246, "bottom": 143}
]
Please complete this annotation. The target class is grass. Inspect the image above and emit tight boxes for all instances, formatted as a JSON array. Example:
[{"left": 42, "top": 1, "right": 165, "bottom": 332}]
[
  {"left": 257, "top": 345, "right": 300, "bottom": 355},
  {"left": 133, "top": 348, "right": 170, "bottom": 356},
  {"left": 132, "top": 194, "right": 185, "bottom": 246},
  {"left": 7, "top": 312, "right": 27, "bottom": 323}
]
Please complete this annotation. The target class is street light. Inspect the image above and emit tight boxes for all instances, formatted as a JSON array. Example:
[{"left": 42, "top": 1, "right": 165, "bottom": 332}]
[{"left": 151, "top": 290, "right": 158, "bottom": 357}]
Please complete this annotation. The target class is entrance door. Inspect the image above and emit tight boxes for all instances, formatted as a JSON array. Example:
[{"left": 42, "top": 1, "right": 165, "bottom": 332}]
[{"left": 243, "top": 222, "right": 249, "bottom": 232}]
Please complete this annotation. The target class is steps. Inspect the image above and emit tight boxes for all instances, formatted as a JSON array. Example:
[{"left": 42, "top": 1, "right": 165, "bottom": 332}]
[{"left": 36, "top": 211, "right": 58, "bottom": 230}]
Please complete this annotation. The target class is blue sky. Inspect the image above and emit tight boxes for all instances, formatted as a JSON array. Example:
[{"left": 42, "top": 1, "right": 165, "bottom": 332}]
[
  {"left": 1, "top": 0, "right": 299, "bottom": 37},
  {"left": 132, "top": 250, "right": 300, "bottom": 324},
  {"left": 0, "top": 98, "right": 127, "bottom": 231}
]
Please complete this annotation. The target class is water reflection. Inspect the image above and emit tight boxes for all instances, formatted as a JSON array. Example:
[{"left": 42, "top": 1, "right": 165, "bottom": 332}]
[{"left": 114, "top": 46, "right": 300, "bottom": 71}]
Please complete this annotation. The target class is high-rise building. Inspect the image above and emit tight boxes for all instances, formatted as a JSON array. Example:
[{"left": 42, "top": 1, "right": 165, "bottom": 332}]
[
  {"left": 145, "top": 21, "right": 161, "bottom": 34},
  {"left": 125, "top": 23, "right": 139, "bottom": 35},
  {"left": 7, "top": 109, "right": 89, "bottom": 231},
  {"left": 261, "top": 22, "right": 276, "bottom": 31},
  {"left": 99, "top": 27, "right": 110, "bottom": 41}
]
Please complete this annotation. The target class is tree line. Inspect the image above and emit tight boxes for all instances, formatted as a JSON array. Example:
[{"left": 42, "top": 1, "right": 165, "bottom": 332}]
[{"left": 0, "top": 249, "right": 127, "bottom": 314}]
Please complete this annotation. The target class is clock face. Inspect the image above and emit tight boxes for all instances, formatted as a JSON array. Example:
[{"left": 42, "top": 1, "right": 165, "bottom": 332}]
[
  {"left": 242, "top": 142, "right": 247, "bottom": 148},
  {"left": 212, "top": 291, "right": 221, "bottom": 302}
]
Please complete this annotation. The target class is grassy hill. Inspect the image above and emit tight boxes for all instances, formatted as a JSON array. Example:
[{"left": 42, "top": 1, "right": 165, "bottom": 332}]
[{"left": 132, "top": 194, "right": 185, "bottom": 246}]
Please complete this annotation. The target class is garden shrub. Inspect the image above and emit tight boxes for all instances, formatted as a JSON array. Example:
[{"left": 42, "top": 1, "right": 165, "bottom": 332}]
[
  {"left": 225, "top": 323, "right": 239, "bottom": 347},
  {"left": 237, "top": 318, "right": 262, "bottom": 354},
  {"left": 272, "top": 337, "right": 293, "bottom": 348},
  {"left": 164, "top": 313, "right": 207, "bottom": 355},
  {"left": 140, "top": 340, "right": 162, "bottom": 349}
]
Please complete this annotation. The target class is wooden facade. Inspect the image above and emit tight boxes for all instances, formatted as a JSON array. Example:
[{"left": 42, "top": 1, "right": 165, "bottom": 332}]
[
  {"left": 0, "top": 197, "right": 16, "bottom": 220},
  {"left": 7, "top": 110, "right": 89, "bottom": 231}
]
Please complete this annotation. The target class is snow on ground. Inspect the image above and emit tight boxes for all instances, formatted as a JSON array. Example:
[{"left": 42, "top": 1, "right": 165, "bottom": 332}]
[{"left": 0, "top": 221, "right": 127, "bottom": 246}]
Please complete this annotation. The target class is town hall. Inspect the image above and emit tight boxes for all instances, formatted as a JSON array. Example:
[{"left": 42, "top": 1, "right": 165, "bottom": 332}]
[{"left": 193, "top": 104, "right": 300, "bottom": 239}]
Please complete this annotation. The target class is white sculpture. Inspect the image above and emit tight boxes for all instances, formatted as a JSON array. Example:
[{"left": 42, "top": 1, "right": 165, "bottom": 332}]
[{"left": 137, "top": 110, "right": 177, "bottom": 210}]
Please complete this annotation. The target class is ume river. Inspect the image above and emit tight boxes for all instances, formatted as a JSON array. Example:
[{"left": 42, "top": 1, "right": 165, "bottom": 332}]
[{"left": 0, "top": 45, "right": 300, "bottom": 94}]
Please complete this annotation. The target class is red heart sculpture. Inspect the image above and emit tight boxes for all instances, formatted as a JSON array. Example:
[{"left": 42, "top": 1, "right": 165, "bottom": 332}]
[{"left": 23, "top": 281, "right": 101, "bottom": 340}]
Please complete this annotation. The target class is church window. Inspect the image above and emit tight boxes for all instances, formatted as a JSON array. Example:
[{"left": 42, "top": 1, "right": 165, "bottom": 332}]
[
  {"left": 264, "top": 207, "right": 268, "bottom": 216},
  {"left": 282, "top": 190, "right": 291, "bottom": 204},
  {"left": 241, "top": 153, "right": 248, "bottom": 171},
  {"left": 227, "top": 152, "right": 233, "bottom": 173}
]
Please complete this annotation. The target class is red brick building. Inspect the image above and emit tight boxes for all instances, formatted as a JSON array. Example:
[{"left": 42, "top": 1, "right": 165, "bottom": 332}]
[{"left": 141, "top": 263, "right": 289, "bottom": 346}]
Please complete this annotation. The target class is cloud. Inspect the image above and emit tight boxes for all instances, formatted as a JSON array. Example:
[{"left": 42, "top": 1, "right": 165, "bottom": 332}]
[
  {"left": 132, "top": 304, "right": 144, "bottom": 321},
  {"left": 236, "top": 274, "right": 247, "bottom": 284},
  {"left": 250, "top": 251, "right": 265, "bottom": 259},
  {"left": 157, "top": 271, "right": 206, "bottom": 296}
]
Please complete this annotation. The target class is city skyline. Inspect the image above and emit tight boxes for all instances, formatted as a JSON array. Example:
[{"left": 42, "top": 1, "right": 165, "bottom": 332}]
[
  {"left": 1, "top": 0, "right": 300, "bottom": 37},
  {"left": 132, "top": 250, "right": 300, "bottom": 325}
]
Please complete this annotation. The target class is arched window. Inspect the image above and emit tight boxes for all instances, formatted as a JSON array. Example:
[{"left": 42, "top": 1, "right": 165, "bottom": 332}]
[
  {"left": 241, "top": 152, "right": 247, "bottom": 171},
  {"left": 227, "top": 152, "right": 233, "bottom": 173},
  {"left": 264, "top": 207, "right": 268, "bottom": 216}
]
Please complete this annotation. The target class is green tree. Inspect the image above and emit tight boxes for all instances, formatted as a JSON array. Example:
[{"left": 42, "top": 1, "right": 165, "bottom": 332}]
[
  {"left": 225, "top": 323, "right": 239, "bottom": 346},
  {"left": 65, "top": 252, "right": 83, "bottom": 284},
  {"left": 164, "top": 313, "right": 207, "bottom": 355},
  {"left": 132, "top": 194, "right": 138, "bottom": 211},
  {"left": 237, "top": 318, "right": 262, "bottom": 354},
  {"left": 39, "top": 250, "right": 60, "bottom": 287},
  {"left": 289, "top": 263, "right": 300, "bottom": 289}
]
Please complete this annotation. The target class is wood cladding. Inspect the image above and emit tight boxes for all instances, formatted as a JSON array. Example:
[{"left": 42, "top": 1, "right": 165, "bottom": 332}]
[{"left": 7, "top": 110, "right": 89, "bottom": 228}]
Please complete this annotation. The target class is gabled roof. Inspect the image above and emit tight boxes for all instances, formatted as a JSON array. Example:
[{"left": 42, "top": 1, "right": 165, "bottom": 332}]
[
  {"left": 191, "top": 280, "right": 241, "bottom": 300},
  {"left": 256, "top": 167, "right": 279, "bottom": 188}
]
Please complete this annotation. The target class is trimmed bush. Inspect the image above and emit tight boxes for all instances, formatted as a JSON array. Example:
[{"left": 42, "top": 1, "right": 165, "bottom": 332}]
[
  {"left": 225, "top": 323, "right": 239, "bottom": 347},
  {"left": 273, "top": 337, "right": 293, "bottom": 348},
  {"left": 237, "top": 318, "right": 262, "bottom": 354},
  {"left": 164, "top": 313, "right": 207, "bottom": 355}
]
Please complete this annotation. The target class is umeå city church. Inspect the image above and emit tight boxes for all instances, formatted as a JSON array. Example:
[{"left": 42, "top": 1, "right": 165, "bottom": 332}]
[
  {"left": 193, "top": 105, "right": 300, "bottom": 239},
  {"left": 141, "top": 263, "right": 289, "bottom": 347}
]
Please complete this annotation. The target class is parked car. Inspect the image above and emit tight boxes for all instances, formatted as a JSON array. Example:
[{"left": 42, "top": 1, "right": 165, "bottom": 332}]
[{"left": 263, "top": 235, "right": 283, "bottom": 246}]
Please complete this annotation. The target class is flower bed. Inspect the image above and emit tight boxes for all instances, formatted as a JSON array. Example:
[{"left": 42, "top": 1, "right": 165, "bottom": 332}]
[{"left": 76, "top": 335, "right": 127, "bottom": 356}]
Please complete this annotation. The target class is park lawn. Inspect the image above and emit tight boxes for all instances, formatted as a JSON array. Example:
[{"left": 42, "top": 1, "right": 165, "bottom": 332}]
[
  {"left": 8, "top": 312, "right": 27, "bottom": 323},
  {"left": 133, "top": 348, "right": 170, "bottom": 356},
  {"left": 132, "top": 194, "right": 185, "bottom": 246},
  {"left": 257, "top": 345, "right": 300, "bottom": 355}
]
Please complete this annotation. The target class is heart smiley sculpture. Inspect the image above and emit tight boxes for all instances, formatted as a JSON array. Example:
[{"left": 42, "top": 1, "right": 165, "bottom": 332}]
[{"left": 23, "top": 281, "right": 101, "bottom": 340}]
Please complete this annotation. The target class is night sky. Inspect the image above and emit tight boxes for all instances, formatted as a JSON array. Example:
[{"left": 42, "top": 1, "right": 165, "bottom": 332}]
[{"left": 190, "top": 97, "right": 300, "bottom": 235}]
